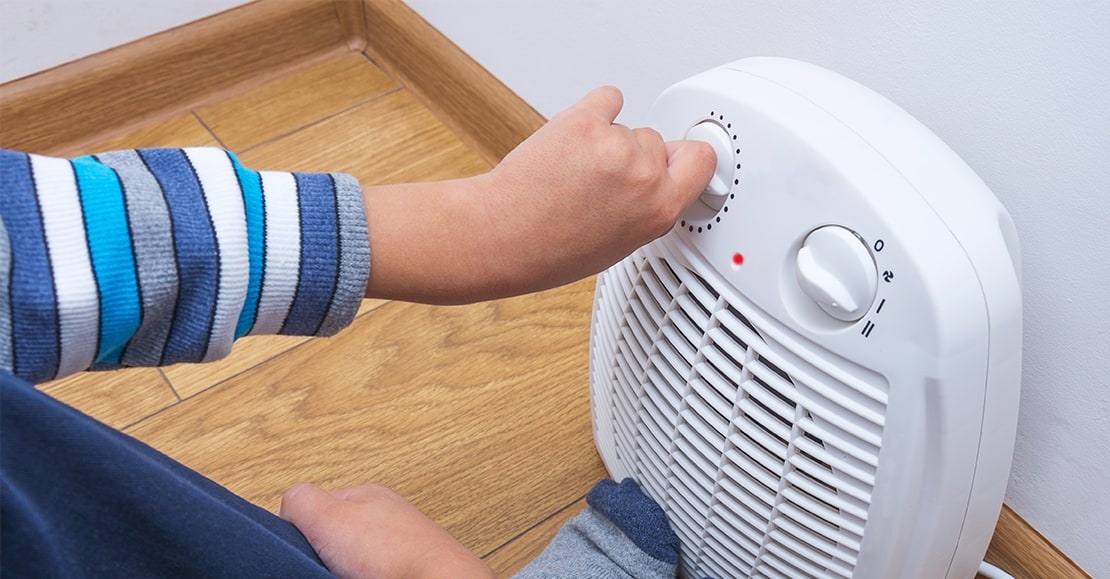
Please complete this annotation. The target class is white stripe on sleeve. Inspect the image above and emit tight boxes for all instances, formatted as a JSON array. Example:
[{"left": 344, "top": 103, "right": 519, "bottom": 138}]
[
  {"left": 30, "top": 154, "right": 99, "bottom": 379},
  {"left": 183, "top": 148, "right": 249, "bottom": 363},
  {"left": 249, "top": 170, "right": 301, "bottom": 335}
]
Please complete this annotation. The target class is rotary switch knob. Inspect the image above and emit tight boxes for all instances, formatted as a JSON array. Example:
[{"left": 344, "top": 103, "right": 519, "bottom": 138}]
[
  {"left": 795, "top": 225, "right": 878, "bottom": 322},
  {"left": 684, "top": 121, "right": 735, "bottom": 209}
]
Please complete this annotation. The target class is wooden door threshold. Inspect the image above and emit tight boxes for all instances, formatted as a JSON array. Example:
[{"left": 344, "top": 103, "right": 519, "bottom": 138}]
[{"left": 0, "top": 0, "right": 1088, "bottom": 576}]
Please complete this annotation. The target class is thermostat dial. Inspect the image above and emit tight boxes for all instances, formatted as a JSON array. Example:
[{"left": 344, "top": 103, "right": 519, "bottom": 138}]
[
  {"left": 795, "top": 225, "right": 878, "bottom": 321},
  {"left": 684, "top": 121, "right": 735, "bottom": 209}
]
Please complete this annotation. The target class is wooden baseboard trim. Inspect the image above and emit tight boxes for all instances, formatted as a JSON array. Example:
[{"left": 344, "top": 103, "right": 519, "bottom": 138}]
[
  {"left": 334, "top": 0, "right": 369, "bottom": 52},
  {"left": 984, "top": 505, "right": 1090, "bottom": 578},
  {"left": 0, "top": 0, "right": 354, "bottom": 155},
  {"left": 0, "top": 2, "right": 1089, "bottom": 576},
  {"left": 360, "top": 0, "right": 545, "bottom": 165}
]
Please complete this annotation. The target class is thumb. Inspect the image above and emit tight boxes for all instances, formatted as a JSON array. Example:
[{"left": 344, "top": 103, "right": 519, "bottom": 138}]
[{"left": 665, "top": 139, "right": 717, "bottom": 202}]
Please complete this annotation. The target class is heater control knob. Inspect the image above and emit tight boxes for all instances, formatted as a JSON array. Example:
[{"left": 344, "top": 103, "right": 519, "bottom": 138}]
[
  {"left": 684, "top": 121, "right": 735, "bottom": 205},
  {"left": 795, "top": 225, "right": 877, "bottom": 322}
]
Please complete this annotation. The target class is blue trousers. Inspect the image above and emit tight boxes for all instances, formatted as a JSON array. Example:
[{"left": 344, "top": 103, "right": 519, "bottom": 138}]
[{"left": 1, "top": 371, "right": 334, "bottom": 577}]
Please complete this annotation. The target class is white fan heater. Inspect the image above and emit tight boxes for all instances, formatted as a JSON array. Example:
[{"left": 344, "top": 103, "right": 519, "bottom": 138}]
[{"left": 589, "top": 58, "right": 1022, "bottom": 578}]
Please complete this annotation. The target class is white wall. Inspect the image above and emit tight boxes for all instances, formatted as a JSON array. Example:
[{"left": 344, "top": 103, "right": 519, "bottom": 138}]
[
  {"left": 3, "top": 0, "right": 1107, "bottom": 574},
  {"left": 405, "top": 0, "right": 1110, "bottom": 574},
  {"left": 0, "top": 0, "right": 250, "bottom": 83}
]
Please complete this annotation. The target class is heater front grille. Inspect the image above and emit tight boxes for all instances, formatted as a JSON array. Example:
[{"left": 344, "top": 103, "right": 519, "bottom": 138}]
[{"left": 591, "top": 241, "right": 889, "bottom": 578}]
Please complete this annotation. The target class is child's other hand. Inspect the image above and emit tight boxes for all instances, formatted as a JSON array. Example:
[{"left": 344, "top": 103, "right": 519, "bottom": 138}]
[{"left": 280, "top": 482, "right": 494, "bottom": 579}]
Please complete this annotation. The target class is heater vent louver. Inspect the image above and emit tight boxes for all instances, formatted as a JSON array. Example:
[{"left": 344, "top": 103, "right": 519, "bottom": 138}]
[{"left": 591, "top": 242, "right": 888, "bottom": 578}]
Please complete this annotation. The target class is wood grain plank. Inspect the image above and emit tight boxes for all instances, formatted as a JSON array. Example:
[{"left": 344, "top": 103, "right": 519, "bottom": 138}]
[
  {"left": 361, "top": 0, "right": 545, "bottom": 165},
  {"left": 162, "top": 300, "right": 387, "bottom": 399},
  {"left": 238, "top": 89, "right": 490, "bottom": 184},
  {"left": 38, "top": 368, "right": 178, "bottom": 430},
  {"left": 71, "top": 112, "right": 221, "bottom": 155},
  {"left": 162, "top": 335, "right": 312, "bottom": 400},
  {"left": 163, "top": 300, "right": 388, "bottom": 399},
  {"left": 0, "top": 0, "right": 350, "bottom": 155},
  {"left": 196, "top": 54, "right": 398, "bottom": 152},
  {"left": 484, "top": 498, "right": 587, "bottom": 577},
  {"left": 125, "top": 277, "right": 609, "bottom": 556}
]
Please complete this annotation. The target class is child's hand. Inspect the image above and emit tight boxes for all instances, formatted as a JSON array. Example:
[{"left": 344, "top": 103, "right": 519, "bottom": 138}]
[
  {"left": 479, "top": 85, "right": 716, "bottom": 295},
  {"left": 362, "top": 86, "right": 715, "bottom": 304},
  {"left": 280, "top": 482, "right": 494, "bottom": 579}
]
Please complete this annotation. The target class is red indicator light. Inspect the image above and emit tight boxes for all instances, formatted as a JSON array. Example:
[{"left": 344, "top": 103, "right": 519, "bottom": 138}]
[{"left": 732, "top": 253, "right": 745, "bottom": 266}]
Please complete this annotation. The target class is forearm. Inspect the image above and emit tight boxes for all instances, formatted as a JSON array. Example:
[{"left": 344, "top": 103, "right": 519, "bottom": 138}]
[{"left": 363, "top": 174, "right": 557, "bottom": 305}]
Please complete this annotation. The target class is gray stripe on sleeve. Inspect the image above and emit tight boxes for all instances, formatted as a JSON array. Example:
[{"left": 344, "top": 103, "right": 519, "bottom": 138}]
[
  {"left": 316, "top": 173, "right": 369, "bottom": 336},
  {"left": 96, "top": 150, "right": 179, "bottom": 367}
]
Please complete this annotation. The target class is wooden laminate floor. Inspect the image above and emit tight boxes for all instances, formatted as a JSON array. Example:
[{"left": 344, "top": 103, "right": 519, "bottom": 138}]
[{"left": 35, "top": 52, "right": 605, "bottom": 577}]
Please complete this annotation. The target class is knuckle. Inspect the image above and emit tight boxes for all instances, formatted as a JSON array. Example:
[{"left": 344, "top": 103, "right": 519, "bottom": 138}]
[
  {"left": 357, "top": 482, "right": 397, "bottom": 498},
  {"left": 634, "top": 126, "right": 664, "bottom": 143},
  {"left": 597, "top": 134, "right": 635, "bottom": 170}
]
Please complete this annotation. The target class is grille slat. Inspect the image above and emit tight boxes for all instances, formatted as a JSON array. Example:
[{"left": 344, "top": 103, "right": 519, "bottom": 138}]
[
  {"left": 646, "top": 368, "right": 682, "bottom": 416},
  {"left": 765, "top": 532, "right": 849, "bottom": 578},
  {"left": 657, "top": 338, "right": 691, "bottom": 385},
  {"left": 716, "top": 479, "right": 773, "bottom": 538},
  {"left": 692, "top": 373, "right": 734, "bottom": 423},
  {"left": 720, "top": 461, "right": 778, "bottom": 515},
  {"left": 785, "top": 469, "right": 870, "bottom": 522},
  {"left": 778, "top": 500, "right": 861, "bottom": 555},
  {"left": 796, "top": 419, "right": 880, "bottom": 479},
  {"left": 695, "top": 360, "right": 740, "bottom": 408},
  {"left": 662, "top": 323, "right": 697, "bottom": 368},
  {"left": 783, "top": 486, "right": 865, "bottom": 538},
  {"left": 632, "top": 284, "right": 665, "bottom": 326},
  {"left": 675, "top": 431, "right": 719, "bottom": 482},
  {"left": 619, "top": 324, "right": 650, "bottom": 374},
  {"left": 678, "top": 418, "right": 723, "bottom": 468},
  {"left": 686, "top": 387, "right": 730, "bottom": 439},
  {"left": 742, "top": 376, "right": 798, "bottom": 428}
]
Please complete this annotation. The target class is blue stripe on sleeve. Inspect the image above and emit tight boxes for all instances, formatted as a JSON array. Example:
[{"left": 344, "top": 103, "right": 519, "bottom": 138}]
[
  {"left": 0, "top": 150, "right": 60, "bottom": 382},
  {"left": 139, "top": 149, "right": 218, "bottom": 365},
  {"left": 72, "top": 155, "right": 141, "bottom": 364},
  {"left": 98, "top": 150, "right": 179, "bottom": 368},
  {"left": 228, "top": 153, "right": 264, "bottom": 339},
  {"left": 281, "top": 173, "right": 339, "bottom": 336}
]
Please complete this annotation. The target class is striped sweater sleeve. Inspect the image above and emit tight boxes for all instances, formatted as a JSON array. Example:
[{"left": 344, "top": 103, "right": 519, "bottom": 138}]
[{"left": 0, "top": 147, "right": 370, "bottom": 385}]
